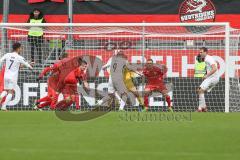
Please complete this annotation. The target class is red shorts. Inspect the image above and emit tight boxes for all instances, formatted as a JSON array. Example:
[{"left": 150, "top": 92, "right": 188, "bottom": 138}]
[
  {"left": 48, "top": 86, "right": 57, "bottom": 97},
  {"left": 145, "top": 82, "right": 167, "bottom": 92},
  {"left": 62, "top": 83, "right": 78, "bottom": 95}
]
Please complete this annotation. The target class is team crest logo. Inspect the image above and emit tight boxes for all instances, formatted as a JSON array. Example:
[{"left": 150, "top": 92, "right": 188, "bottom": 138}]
[{"left": 179, "top": 0, "right": 216, "bottom": 22}]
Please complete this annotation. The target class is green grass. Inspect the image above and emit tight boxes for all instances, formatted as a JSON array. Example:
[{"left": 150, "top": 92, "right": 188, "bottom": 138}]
[{"left": 0, "top": 111, "right": 240, "bottom": 160}]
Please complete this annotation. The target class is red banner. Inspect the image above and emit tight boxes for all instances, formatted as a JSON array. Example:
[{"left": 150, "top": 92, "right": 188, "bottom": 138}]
[
  {"left": 28, "top": 0, "right": 64, "bottom": 3},
  {"left": 67, "top": 49, "right": 240, "bottom": 78}
]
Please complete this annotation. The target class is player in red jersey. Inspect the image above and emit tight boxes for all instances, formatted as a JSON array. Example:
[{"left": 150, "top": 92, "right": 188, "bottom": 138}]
[
  {"left": 55, "top": 60, "right": 89, "bottom": 110},
  {"left": 142, "top": 59, "right": 173, "bottom": 112},
  {"left": 54, "top": 56, "right": 84, "bottom": 93},
  {"left": 33, "top": 62, "right": 61, "bottom": 110},
  {"left": 33, "top": 54, "right": 73, "bottom": 110}
]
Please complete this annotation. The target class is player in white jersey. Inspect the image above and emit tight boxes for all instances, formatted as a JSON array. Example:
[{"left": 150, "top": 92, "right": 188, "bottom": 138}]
[
  {"left": 197, "top": 47, "right": 219, "bottom": 112},
  {"left": 0, "top": 42, "right": 33, "bottom": 111},
  {"left": 96, "top": 50, "right": 125, "bottom": 108}
]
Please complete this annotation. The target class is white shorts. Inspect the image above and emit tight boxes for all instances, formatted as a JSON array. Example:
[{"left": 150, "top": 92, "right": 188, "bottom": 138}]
[
  {"left": 4, "top": 78, "right": 17, "bottom": 90},
  {"left": 200, "top": 76, "right": 219, "bottom": 92}
]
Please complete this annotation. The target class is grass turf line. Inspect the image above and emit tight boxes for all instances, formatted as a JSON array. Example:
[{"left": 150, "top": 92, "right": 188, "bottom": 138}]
[{"left": 0, "top": 112, "right": 239, "bottom": 160}]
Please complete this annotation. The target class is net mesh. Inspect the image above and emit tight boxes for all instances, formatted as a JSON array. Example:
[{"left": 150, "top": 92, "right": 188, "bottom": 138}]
[{"left": 0, "top": 23, "right": 239, "bottom": 112}]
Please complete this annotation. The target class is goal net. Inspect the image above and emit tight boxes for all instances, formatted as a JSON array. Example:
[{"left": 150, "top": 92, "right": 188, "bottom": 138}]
[{"left": 0, "top": 23, "right": 239, "bottom": 112}]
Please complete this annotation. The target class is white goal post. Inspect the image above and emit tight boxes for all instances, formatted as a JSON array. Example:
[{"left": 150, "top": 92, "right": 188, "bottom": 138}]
[{"left": 0, "top": 22, "right": 239, "bottom": 112}]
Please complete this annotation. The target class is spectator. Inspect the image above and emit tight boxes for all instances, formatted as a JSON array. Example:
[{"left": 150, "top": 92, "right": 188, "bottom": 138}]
[
  {"left": 27, "top": 8, "right": 46, "bottom": 63},
  {"left": 194, "top": 54, "right": 206, "bottom": 78}
]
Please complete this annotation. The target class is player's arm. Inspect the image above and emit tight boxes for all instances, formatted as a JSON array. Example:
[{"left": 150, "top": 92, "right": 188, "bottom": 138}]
[
  {"left": 102, "top": 58, "right": 112, "bottom": 70},
  {"left": 82, "top": 75, "right": 89, "bottom": 90},
  {"left": 83, "top": 80, "right": 89, "bottom": 90},
  {"left": 76, "top": 70, "right": 89, "bottom": 90},
  {"left": 39, "top": 66, "right": 52, "bottom": 78},
  {"left": 20, "top": 61, "right": 34, "bottom": 68},
  {"left": 125, "top": 63, "right": 143, "bottom": 76},
  {"left": 161, "top": 65, "right": 168, "bottom": 74},
  {"left": 0, "top": 54, "right": 7, "bottom": 66},
  {"left": 204, "top": 64, "right": 217, "bottom": 79},
  {"left": 77, "top": 78, "right": 89, "bottom": 91},
  {"left": 20, "top": 57, "right": 33, "bottom": 70}
]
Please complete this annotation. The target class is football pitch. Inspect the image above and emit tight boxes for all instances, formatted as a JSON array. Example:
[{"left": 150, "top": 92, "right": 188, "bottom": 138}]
[{"left": 0, "top": 111, "right": 239, "bottom": 160}]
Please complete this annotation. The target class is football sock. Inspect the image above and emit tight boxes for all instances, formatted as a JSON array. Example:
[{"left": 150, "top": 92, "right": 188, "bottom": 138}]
[
  {"left": 75, "top": 95, "right": 80, "bottom": 109},
  {"left": 1, "top": 93, "right": 13, "bottom": 110},
  {"left": 137, "top": 96, "right": 144, "bottom": 106},
  {"left": 38, "top": 101, "right": 51, "bottom": 108},
  {"left": 0, "top": 96, "right": 6, "bottom": 104},
  {"left": 144, "top": 95, "right": 149, "bottom": 109},
  {"left": 166, "top": 95, "right": 172, "bottom": 108},
  {"left": 0, "top": 91, "right": 7, "bottom": 99},
  {"left": 199, "top": 93, "right": 206, "bottom": 110},
  {"left": 119, "top": 99, "right": 126, "bottom": 110}
]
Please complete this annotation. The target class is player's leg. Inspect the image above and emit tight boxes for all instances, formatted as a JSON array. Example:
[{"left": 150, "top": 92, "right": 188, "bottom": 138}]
[
  {"left": 0, "top": 90, "right": 7, "bottom": 99},
  {"left": 37, "top": 96, "right": 51, "bottom": 104},
  {"left": 64, "top": 93, "right": 80, "bottom": 110},
  {"left": 56, "top": 96, "right": 73, "bottom": 110},
  {"left": 56, "top": 83, "right": 76, "bottom": 110},
  {"left": 74, "top": 94, "right": 80, "bottom": 110},
  {"left": 130, "top": 88, "right": 144, "bottom": 107},
  {"left": 197, "top": 78, "right": 210, "bottom": 112},
  {"left": 197, "top": 87, "right": 206, "bottom": 112},
  {"left": 1, "top": 79, "right": 15, "bottom": 111},
  {"left": 97, "top": 78, "right": 115, "bottom": 106},
  {"left": 56, "top": 99, "right": 68, "bottom": 110},
  {"left": 116, "top": 81, "right": 129, "bottom": 111},
  {"left": 161, "top": 89, "right": 173, "bottom": 112},
  {"left": 126, "top": 81, "right": 144, "bottom": 106},
  {"left": 0, "top": 90, "right": 8, "bottom": 104},
  {"left": 50, "top": 93, "right": 59, "bottom": 110},
  {"left": 56, "top": 100, "right": 70, "bottom": 110},
  {"left": 33, "top": 95, "right": 51, "bottom": 110},
  {"left": 46, "top": 86, "right": 58, "bottom": 110},
  {"left": 37, "top": 101, "right": 51, "bottom": 109},
  {"left": 69, "top": 85, "right": 80, "bottom": 110},
  {"left": 197, "top": 77, "right": 219, "bottom": 112},
  {"left": 114, "top": 92, "right": 125, "bottom": 111},
  {"left": 143, "top": 85, "right": 152, "bottom": 111},
  {"left": 157, "top": 81, "right": 173, "bottom": 112},
  {"left": 116, "top": 82, "right": 136, "bottom": 111},
  {"left": 0, "top": 95, "right": 6, "bottom": 105},
  {"left": 1, "top": 89, "right": 14, "bottom": 111}
]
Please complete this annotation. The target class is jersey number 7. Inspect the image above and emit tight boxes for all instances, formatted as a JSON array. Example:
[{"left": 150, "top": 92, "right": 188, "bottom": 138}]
[{"left": 8, "top": 60, "right": 14, "bottom": 69}]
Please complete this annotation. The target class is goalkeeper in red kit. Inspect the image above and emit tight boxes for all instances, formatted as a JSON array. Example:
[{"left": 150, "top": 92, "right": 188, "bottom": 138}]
[
  {"left": 142, "top": 59, "right": 173, "bottom": 112},
  {"left": 55, "top": 60, "right": 89, "bottom": 110}
]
